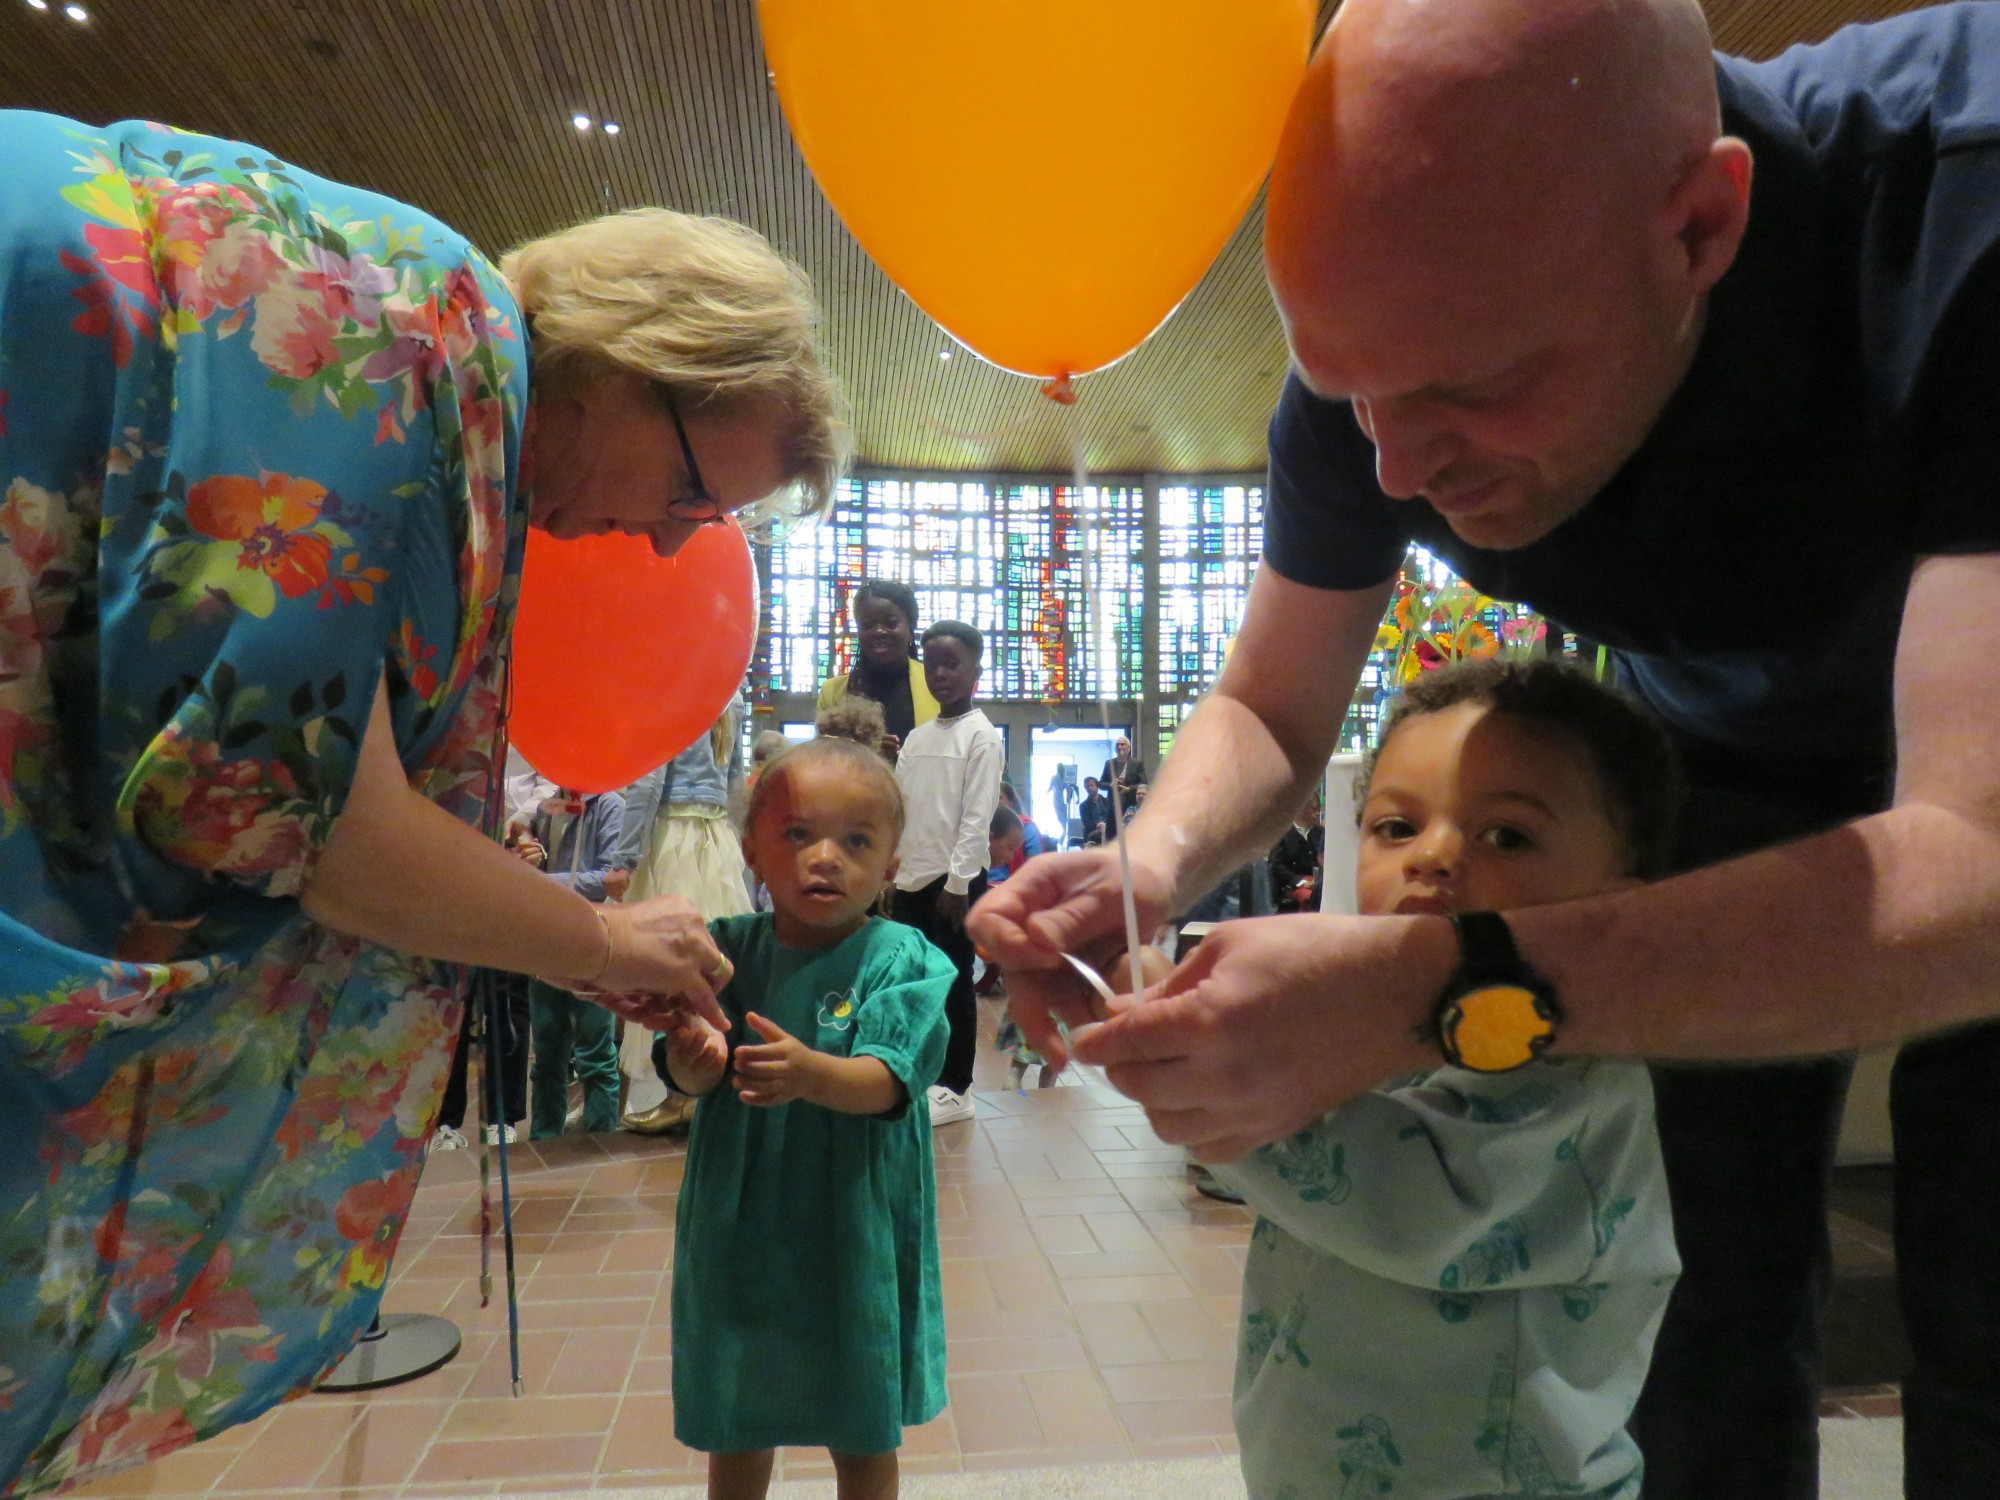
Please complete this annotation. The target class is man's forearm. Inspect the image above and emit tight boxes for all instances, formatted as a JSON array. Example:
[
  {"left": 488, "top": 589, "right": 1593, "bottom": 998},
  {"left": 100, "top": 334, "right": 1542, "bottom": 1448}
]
[
  {"left": 1126, "top": 692, "right": 1333, "bottom": 911},
  {"left": 1522, "top": 801, "right": 2000, "bottom": 1060},
  {"left": 303, "top": 778, "right": 605, "bottom": 981}
]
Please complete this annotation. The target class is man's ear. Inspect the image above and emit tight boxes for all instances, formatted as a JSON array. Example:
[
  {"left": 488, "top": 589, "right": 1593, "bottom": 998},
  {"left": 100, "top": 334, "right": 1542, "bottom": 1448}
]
[{"left": 1667, "top": 135, "right": 1753, "bottom": 298}]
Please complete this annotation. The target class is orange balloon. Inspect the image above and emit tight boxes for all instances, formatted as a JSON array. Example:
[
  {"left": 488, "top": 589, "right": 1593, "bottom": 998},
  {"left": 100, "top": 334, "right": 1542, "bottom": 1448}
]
[
  {"left": 760, "top": 0, "right": 1316, "bottom": 382},
  {"left": 508, "top": 523, "right": 758, "bottom": 795}
]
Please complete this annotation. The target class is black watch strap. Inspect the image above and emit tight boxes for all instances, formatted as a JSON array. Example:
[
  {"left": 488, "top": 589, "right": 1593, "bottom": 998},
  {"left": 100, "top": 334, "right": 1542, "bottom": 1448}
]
[{"left": 1448, "top": 910, "right": 1522, "bottom": 981}]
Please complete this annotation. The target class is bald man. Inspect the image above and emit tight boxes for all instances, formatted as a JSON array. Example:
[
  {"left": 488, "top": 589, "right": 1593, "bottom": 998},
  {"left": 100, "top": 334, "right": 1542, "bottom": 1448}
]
[{"left": 973, "top": 2, "right": 2000, "bottom": 1494}]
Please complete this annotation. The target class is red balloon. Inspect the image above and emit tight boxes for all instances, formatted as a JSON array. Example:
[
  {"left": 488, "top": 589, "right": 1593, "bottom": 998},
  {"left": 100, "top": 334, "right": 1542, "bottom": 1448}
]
[{"left": 508, "top": 523, "right": 758, "bottom": 795}]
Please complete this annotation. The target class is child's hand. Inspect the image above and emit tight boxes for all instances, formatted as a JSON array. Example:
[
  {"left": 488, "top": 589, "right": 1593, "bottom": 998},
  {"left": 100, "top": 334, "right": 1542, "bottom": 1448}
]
[
  {"left": 732, "top": 1012, "right": 822, "bottom": 1107},
  {"left": 663, "top": 1008, "right": 729, "bottom": 1078}
]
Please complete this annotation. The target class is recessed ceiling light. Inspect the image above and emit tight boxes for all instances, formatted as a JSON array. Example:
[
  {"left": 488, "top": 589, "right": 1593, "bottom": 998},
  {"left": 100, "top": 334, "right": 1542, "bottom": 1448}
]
[
  {"left": 572, "top": 113, "right": 592, "bottom": 132},
  {"left": 938, "top": 350, "right": 952, "bottom": 361},
  {"left": 63, "top": 1, "right": 85, "bottom": 17},
  {"left": 26, "top": 0, "right": 50, "bottom": 11},
  {"left": 603, "top": 121, "right": 621, "bottom": 136}
]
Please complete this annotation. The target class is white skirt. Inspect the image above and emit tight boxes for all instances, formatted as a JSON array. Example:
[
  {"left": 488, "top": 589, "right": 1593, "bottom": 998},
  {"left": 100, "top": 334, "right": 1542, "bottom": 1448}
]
[{"left": 620, "top": 806, "right": 752, "bottom": 1077}]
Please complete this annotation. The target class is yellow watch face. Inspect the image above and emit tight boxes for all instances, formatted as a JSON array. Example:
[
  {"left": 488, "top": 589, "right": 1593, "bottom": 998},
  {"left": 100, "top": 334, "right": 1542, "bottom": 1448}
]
[{"left": 1451, "top": 984, "right": 1555, "bottom": 1072}]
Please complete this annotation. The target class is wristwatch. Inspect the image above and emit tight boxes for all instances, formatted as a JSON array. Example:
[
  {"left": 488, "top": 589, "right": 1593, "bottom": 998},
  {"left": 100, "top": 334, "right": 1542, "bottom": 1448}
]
[{"left": 1426, "top": 911, "right": 1561, "bottom": 1073}]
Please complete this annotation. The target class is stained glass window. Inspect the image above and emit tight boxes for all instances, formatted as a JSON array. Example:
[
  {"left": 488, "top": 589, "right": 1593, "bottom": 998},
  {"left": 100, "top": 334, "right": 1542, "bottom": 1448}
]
[
  {"left": 754, "top": 476, "right": 1143, "bottom": 704},
  {"left": 752, "top": 475, "right": 1555, "bottom": 762}
]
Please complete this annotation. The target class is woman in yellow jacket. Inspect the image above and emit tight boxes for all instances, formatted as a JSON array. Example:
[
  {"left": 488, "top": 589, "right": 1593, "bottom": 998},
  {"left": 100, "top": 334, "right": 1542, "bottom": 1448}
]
[{"left": 816, "top": 579, "right": 937, "bottom": 758}]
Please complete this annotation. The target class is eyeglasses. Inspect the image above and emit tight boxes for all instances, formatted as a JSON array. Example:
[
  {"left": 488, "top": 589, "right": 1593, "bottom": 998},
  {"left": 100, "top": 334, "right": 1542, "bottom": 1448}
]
[
  {"left": 659, "top": 385, "right": 809, "bottom": 543},
  {"left": 660, "top": 386, "right": 723, "bottom": 527}
]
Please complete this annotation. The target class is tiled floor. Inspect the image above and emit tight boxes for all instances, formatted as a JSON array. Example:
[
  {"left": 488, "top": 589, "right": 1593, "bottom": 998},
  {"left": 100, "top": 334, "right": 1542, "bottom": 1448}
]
[
  {"left": 64, "top": 999, "right": 1900, "bottom": 1499},
  {"left": 67, "top": 1006, "right": 1254, "bottom": 1499}
]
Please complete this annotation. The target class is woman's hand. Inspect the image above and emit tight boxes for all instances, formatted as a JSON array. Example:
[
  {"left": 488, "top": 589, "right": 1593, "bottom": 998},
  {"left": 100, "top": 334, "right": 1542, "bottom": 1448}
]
[{"left": 571, "top": 896, "right": 733, "bottom": 1030}]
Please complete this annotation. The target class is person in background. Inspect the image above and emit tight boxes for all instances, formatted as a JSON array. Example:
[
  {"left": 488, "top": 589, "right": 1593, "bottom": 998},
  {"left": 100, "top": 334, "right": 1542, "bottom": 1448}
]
[
  {"left": 610, "top": 705, "right": 753, "bottom": 1134},
  {"left": 432, "top": 970, "right": 531, "bottom": 1149},
  {"left": 1098, "top": 735, "right": 1147, "bottom": 802},
  {"left": 818, "top": 579, "right": 937, "bottom": 760},
  {"left": 893, "top": 622, "right": 1004, "bottom": 1127},
  {"left": 1268, "top": 793, "right": 1326, "bottom": 914},
  {"left": 516, "top": 787, "right": 628, "bottom": 1137},
  {"left": 665, "top": 736, "right": 952, "bottom": 1500},
  {"left": 1078, "top": 775, "right": 1111, "bottom": 847}
]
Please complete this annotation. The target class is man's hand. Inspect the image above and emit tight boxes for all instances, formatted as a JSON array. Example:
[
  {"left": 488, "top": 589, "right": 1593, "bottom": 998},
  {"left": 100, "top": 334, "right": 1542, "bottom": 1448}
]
[
  {"left": 1071, "top": 913, "right": 1451, "bottom": 1161},
  {"left": 936, "top": 888, "right": 969, "bottom": 933},
  {"left": 510, "top": 837, "right": 547, "bottom": 867},
  {"left": 879, "top": 732, "right": 901, "bottom": 760},
  {"left": 602, "top": 867, "right": 631, "bottom": 901},
  {"left": 733, "top": 1012, "right": 822, "bottom": 1106},
  {"left": 967, "top": 846, "right": 1177, "bottom": 1070}
]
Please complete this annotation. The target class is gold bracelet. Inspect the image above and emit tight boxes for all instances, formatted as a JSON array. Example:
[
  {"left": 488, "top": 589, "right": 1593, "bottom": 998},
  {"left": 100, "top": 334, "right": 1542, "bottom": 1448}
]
[{"left": 586, "top": 905, "right": 614, "bottom": 988}]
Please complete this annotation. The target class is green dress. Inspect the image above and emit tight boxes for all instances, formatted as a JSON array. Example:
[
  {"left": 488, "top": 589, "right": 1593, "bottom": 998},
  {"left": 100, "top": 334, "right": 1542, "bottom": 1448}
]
[{"left": 672, "top": 914, "right": 952, "bottom": 1454}]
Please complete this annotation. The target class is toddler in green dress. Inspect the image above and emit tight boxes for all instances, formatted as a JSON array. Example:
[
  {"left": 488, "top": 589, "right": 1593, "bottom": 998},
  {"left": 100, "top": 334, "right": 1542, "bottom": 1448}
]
[
  {"left": 661, "top": 735, "right": 954, "bottom": 1500},
  {"left": 1210, "top": 661, "right": 1685, "bottom": 1498}
]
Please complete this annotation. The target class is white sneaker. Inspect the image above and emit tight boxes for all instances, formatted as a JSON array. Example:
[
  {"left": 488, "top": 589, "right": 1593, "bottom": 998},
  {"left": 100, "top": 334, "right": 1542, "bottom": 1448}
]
[
  {"left": 433, "top": 1124, "right": 468, "bottom": 1152},
  {"left": 926, "top": 1086, "right": 974, "bottom": 1127},
  {"left": 483, "top": 1123, "right": 518, "bottom": 1145}
]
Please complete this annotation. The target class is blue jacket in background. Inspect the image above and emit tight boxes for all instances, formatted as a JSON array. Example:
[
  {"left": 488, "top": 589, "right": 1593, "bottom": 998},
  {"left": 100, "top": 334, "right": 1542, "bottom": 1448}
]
[{"left": 531, "top": 792, "right": 626, "bottom": 903}]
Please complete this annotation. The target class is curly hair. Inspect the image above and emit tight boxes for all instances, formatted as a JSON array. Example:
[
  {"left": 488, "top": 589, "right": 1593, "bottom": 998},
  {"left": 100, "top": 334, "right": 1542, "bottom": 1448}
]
[
  {"left": 1362, "top": 659, "right": 1683, "bottom": 879},
  {"left": 815, "top": 697, "right": 888, "bottom": 756}
]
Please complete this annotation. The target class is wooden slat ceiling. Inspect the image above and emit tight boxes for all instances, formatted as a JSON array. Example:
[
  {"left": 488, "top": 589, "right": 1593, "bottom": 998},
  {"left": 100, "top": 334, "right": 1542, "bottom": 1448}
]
[{"left": 0, "top": 0, "right": 1950, "bottom": 476}]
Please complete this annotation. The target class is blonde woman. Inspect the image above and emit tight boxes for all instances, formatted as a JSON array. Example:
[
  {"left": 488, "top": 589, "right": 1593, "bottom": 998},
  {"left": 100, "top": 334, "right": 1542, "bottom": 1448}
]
[
  {"left": 0, "top": 107, "right": 845, "bottom": 1491},
  {"left": 610, "top": 704, "right": 755, "bottom": 1133}
]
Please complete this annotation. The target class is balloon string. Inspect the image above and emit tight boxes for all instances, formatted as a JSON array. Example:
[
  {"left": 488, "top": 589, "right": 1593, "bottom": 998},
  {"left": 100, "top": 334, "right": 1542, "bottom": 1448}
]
[{"left": 1068, "top": 411, "right": 1146, "bottom": 977}]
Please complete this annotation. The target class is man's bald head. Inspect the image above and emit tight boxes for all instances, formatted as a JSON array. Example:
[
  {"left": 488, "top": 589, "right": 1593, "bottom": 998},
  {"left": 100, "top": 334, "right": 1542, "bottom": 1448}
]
[{"left": 1267, "top": 0, "right": 1750, "bottom": 549}]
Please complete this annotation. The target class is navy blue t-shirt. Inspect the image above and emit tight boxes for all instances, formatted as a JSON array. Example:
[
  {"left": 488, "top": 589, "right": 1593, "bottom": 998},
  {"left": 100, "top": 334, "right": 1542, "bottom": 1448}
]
[{"left": 1265, "top": 3, "right": 2000, "bottom": 865}]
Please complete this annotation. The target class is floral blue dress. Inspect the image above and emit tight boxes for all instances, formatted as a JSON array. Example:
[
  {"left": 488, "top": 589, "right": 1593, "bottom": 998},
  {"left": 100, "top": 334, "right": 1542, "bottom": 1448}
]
[{"left": 0, "top": 110, "right": 528, "bottom": 1494}]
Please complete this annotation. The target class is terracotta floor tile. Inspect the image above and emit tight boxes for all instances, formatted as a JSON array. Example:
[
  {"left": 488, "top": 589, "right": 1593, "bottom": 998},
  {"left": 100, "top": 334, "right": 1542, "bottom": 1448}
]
[
  {"left": 1020, "top": 1193, "right": 1132, "bottom": 1218},
  {"left": 309, "top": 1400, "right": 455, "bottom": 1489},
  {"left": 540, "top": 1326, "right": 644, "bottom": 1396},
  {"left": 944, "top": 1373, "right": 1041, "bottom": 1454},
  {"left": 1062, "top": 1273, "right": 1194, "bottom": 1305},
  {"left": 1133, "top": 1435, "right": 1229, "bottom": 1461},
  {"left": 1048, "top": 1247, "right": 1180, "bottom": 1281},
  {"left": 1101, "top": 1359, "right": 1236, "bottom": 1404},
  {"left": 1138, "top": 1300, "right": 1240, "bottom": 1363},
  {"left": 1026, "top": 1215, "right": 1098, "bottom": 1257},
  {"left": 1113, "top": 1394, "right": 1238, "bottom": 1442},
  {"left": 959, "top": 1442, "right": 1134, "bottom": 1471},
  {"left": 1070, "top": 1302, "right": 1168, "bottom": 1368},
  {"left": 520, "top": 1270, "right": 663, "bottom": 1304},
  {"left": 601, "top": 1395, "right": 705, "bottom": 1474},
  {"left": 1023, "top": 1370, "right": 1129, "bottom": 1448},
  {"left": 981, "top": 1254, "right": 1064, "bottom": 1311},
  {"left": 212, "top": 1402, "right": 363, "bottom": 1490},
  {"left": 440, "top": 1391, "right": 620, "bottom": 1441},
  {"left": 945, "top": 1332, "right": 1091, "bottom": 1375},
  {"left": 410, "top": 1433, "right": 607, "bottom": 1484},
  {"left": 944, "top": 1305, "right": 1075, "bottom": 1342},
  {"left": 900, "top": 1412, "right": 960, "bottom": 1460}
]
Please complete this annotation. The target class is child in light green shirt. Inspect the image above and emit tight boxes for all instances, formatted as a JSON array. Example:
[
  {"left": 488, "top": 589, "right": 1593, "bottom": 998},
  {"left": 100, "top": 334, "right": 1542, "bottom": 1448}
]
[{"left": 1212, "top": 661, "right": 1685, "bottom": 1499}]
